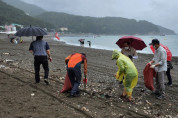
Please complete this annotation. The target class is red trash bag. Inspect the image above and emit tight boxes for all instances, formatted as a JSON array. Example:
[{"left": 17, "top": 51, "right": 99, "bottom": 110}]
[
  {"left": 60, "top": 72, "right": 72, "bottom": 93},
  {"left": 143, "top": 63, "right": 156, "bottom": 91}
]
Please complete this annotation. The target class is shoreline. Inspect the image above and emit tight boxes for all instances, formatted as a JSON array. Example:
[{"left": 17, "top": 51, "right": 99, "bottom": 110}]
[
  {"left": 54, "top": 37, "right": 178, "bottom": 60},
  {"left": 53, "top": 34, "right": 178, "bottom": 57}
]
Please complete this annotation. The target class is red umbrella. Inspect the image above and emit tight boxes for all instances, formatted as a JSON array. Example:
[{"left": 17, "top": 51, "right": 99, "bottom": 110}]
[
  {"left": 78, "top": 39, "right": 85, "bottom": 42},
  {"left": 150, "top": 44, "right": 172, "bottom": 61},
  {"left": 116, "top": 36, "right": 147, "bottom": 50}
]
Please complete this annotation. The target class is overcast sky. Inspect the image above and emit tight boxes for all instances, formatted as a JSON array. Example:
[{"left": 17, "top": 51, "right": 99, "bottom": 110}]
[{"left": 21, "top": 0, "right": 178, "bottom": 33}]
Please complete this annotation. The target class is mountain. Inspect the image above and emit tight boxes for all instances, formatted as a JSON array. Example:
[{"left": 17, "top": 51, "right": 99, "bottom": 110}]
[
  {"left": 0, "top": 0, "right": 54, "bottom": 29},
  {"left": 36, "top": 12, "right": 164, "bottom": 35},
  {"left": 157, "top": 25, "right": 175, "bottom": 35},
  {"left": 2, "top": 0, "right": 46, "bottom": 16}
]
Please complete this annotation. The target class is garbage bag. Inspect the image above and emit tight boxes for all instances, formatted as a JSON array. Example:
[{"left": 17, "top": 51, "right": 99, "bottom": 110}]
[
  {"left": 143, "top": 63, "right": 156, "bottom": 91},
  {"left": 60, "top": 72, "right": 72, "bottom": 93}
]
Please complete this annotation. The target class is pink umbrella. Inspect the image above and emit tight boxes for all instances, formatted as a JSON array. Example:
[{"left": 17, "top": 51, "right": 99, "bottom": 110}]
[
  {"left": 150, "top": 44, "right": 172, "bottom": 61},
  {"left": 116, "top": 36, "right": 147, "bottom": 50}
]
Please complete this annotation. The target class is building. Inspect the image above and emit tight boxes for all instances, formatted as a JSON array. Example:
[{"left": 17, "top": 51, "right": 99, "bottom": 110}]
[{"left": 60, "top": 27, "right": 68, "bottom": 32}]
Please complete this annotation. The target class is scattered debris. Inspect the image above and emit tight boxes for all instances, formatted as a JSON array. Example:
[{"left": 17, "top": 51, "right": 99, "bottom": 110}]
[
  {"left": 145, "top": 100, "right": 152, "bottom": 105},
  {"left": 5, "top": 59, "right": 14, "bottom": 64},
  {"left": 0, "top": 65, "right": 5, "bottom": 68},
  {"left": 3, "top": 53, "right": 9, "bottom": 55},
  {"left": 0, "top": 65, "right": 9, "bottom": 70},
  {"left": 135, "top": 101, "right": 142, "bottom": 105}
]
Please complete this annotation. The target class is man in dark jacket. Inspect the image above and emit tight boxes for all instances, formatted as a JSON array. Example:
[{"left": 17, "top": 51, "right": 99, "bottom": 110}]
[{"left": 29, "top": 36, "right": 52, "bottom": 85}]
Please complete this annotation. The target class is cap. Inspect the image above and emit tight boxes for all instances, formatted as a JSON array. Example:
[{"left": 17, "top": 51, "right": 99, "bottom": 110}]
[{"left": 149, "top": 39, "right": 160, "bottom": 45}]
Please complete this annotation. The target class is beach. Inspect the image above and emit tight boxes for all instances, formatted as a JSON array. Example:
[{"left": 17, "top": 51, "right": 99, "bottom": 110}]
[{"left": 0, "top": 34, "right": 178, "bottom": 118}]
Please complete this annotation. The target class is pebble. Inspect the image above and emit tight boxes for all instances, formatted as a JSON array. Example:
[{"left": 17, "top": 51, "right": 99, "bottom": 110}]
[
  {"left": 119, "top": 114, "right": 124, "bottom": 117},
  {"left": 135, "top": 108, "right": 138, "bottom": 111},
  {"left": 143, "top": 110, "right": 148, "bottom": 114},
  {"left": 81, "top": 107, "right": 89, "bottom": 112},
  {"left": 165, "top": 115, "right": 172, "bottom": 118},
  {"left": 145, "top": 100, "right": 151, "bottom": 105},
  {"left": 111, "top": 112, "right": 116, "bottom": 116},
  {"left": 77, "top": 105, "right": 80, "bottom": 109},
  {"left": 31, "top": 93, "right": 35, "bottom": 97}
]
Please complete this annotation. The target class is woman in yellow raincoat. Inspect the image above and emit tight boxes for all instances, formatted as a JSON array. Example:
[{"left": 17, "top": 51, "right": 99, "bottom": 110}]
[{"left": 112, "top": 50, "right": 138, "bottom": 101}]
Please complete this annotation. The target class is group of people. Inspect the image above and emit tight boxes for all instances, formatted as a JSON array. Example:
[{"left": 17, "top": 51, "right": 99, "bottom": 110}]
[
  {"left": 29, "top": 36, "right": 172, "bottom": 101},
  {"left": 79, "top": 39, "right": 91, "bottom": 47},
  {"left": 117, "top": 39, "right": 172, "bottom": 100},
  {"left": 8, "top": 34, "right": 23, "bottom": 44}
]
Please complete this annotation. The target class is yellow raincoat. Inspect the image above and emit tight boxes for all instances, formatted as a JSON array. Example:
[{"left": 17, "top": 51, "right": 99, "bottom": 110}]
[{"left": 112, "top": 50, "right": 138, "bottom": 96}]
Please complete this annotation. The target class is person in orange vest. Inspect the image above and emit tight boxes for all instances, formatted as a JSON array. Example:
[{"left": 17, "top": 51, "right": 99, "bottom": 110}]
[{"left": 65, "top": 53, "right": 87, "bottom": 97}]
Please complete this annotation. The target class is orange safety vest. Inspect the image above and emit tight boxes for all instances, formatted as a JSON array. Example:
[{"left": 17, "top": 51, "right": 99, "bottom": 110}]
[{"left": 65, "top": 53, "right": 87, "bottom": 74}]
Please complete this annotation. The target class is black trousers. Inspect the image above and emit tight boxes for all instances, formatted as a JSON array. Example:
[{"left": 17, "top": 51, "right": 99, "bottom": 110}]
[
  {"left": 67, "top": 67, "right": 81, "bottom": 95},
  {"left": 34, "top": 56, "right": 49, "bottom": 82},
  {"left": 166, "top": 68, "right": 172, "bottom": 85}
]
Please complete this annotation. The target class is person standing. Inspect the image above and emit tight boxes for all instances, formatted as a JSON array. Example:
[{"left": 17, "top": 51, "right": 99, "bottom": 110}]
[
  {"left": 65, "top": 53, "right": 87, "bottom": 97},
  {"left": 121, "top": 42, "right": 138, "bottom": 60},
  {"left": 112, "top": 50, "right": 138, "bottom": 102},
  {"left": 166, "top": 61, "right": 173, "bottom": 86},
  {"left": 149, "top": 39, "right": 167, "bottom": 99},
  {"left": 29, "top": 36, "right": 52, "bottom": 85},
  {"left": 120, "top": 41, "right": 138, "bottom": 84},
  {"left": 87, "top": 41, "right": 91, "bottom": 47},
  {"left": 79, "top": 39, "right": 84, "bottom": 47}
]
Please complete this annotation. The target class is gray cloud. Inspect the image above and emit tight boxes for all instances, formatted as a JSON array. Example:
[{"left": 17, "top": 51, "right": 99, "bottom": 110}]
[{"left": 22, "top": 0, "right": 178, "bottom": 33}]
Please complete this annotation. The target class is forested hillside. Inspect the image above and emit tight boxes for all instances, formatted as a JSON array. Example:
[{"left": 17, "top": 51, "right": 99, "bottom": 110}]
[
  {"left": 37, "top": 12, "right": 163, "bottom": 35},
  {"left": 0, "top": 0, "right": 54, "bottom": 29},
  {"left": 2, "top": 0, "right": 46, "bottom": 16}
]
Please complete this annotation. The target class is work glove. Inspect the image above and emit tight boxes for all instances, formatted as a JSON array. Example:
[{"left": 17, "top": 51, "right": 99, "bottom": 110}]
[
  {"left": 83, "top": 78, "right": 88, "bottom": 84},
  {"left": 83, "top": 75, "right": 87, "bottom": 84},
  {"left": 150, "top": 65, "right": 155, "bottom": 69}
]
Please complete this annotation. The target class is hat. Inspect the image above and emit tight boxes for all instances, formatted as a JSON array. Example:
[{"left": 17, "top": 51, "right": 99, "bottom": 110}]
[
  {"left": 149, "top": 39, "right": 160, "bottom": 45},
  {"left": 112, "top": 50, "right": 120, "bottom": 60}
]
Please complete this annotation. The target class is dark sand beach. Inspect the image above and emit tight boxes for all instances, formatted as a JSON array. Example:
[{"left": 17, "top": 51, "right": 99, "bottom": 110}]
[{"left": 0, "top": 34, "right": 178, "bottom": 118}]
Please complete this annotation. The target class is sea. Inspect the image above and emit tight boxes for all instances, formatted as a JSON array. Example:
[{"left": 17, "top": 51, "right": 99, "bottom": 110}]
[{"left": 54, "top": 35, "right": 178, "bottom": 57}]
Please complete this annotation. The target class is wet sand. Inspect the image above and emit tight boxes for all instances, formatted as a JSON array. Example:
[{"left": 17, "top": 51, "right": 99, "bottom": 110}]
[{"left": 0, "top": 34, "right": 178, "bottom": 118}]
